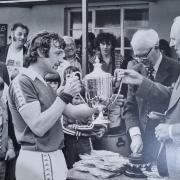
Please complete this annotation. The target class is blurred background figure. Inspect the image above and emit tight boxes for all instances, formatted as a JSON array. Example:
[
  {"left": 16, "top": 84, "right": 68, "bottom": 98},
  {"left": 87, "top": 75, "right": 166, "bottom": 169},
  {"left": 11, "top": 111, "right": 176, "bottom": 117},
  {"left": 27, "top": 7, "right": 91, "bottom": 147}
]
[
  {"left": 159, "top": 39, "right": 172, "bottom": 57},
  {"left": 45, "top": 72, "right": 61, "bottom": 92},
  {"left": 61, "top": 66, "right": 107, "bottom": 169},
  {"left": 88, "top": 32, "right": 117, "bottom": 74},
  {"left": 63, "top": 36, "right": 82, "bottom": 73},
  {"left": 0, "top": 23, "right": 29, "bottom": 81},
  {"left": 0, "top": 77, "right": 15, "bottom": 180}
]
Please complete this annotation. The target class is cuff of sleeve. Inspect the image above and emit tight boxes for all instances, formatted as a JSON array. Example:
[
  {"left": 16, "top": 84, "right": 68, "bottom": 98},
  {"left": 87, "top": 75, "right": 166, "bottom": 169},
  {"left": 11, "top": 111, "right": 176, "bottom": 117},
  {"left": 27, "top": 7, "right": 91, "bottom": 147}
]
[{"left": 129, "top": 127, "right": 141, "bottom": 139}]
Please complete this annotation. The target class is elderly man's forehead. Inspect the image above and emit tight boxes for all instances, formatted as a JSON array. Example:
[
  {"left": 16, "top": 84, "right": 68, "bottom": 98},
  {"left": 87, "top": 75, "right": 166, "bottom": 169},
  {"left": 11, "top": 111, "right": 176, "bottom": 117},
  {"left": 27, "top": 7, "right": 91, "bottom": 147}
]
[
  {"left": 64, "top": 37, "right": 75, "bottom": 44},
  {"left": 132, "top": 42, "right": 152, "bottom": 54},
  {"left": 171, "top": 21, "right": 180, "bottom": 37}
]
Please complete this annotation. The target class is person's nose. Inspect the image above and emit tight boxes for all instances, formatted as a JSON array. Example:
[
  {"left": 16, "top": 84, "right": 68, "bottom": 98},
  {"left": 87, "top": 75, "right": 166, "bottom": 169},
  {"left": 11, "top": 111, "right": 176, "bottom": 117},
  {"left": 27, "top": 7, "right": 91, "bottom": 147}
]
[
  {"left": 20, "top": 34, "right": 27, "bottom": 41},
  {"left": 104, "top": 44, "right": 108, "bottom": 48}
]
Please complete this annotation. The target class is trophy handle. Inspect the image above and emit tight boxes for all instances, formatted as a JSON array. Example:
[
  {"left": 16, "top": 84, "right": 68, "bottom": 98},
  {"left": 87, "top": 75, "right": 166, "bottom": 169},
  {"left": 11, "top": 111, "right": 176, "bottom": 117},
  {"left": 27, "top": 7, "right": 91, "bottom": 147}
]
[
  {"left": 108, "top": 77, "right": 123, "bottom": 108},
  {"left": 85, "top": 92, "right": 90, "bottom": 103}
]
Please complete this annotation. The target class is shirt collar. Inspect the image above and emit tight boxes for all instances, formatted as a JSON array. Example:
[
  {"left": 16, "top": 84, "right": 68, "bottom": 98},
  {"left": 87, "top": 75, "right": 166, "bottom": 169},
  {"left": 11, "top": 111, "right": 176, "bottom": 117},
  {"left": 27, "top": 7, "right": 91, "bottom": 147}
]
[
  {"left": 20, "top": 68, "right": 47, "bottom": 86},
  {"left": 154, "top": 53, "right": 162, "bottom": 72}
]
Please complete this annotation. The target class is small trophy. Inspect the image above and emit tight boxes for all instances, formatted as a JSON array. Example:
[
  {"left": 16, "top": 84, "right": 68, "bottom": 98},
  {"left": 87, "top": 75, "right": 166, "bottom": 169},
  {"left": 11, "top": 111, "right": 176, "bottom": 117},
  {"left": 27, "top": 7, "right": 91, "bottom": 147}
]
[{"left": 84, "top": 56, "right": 121, "bottom": 125}]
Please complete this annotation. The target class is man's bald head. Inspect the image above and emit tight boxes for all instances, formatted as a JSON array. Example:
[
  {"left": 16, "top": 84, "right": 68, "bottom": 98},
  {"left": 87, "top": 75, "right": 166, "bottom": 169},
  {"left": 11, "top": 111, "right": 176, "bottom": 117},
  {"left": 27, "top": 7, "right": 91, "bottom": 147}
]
[{"left": 131, "top": 29, "right": 159, "bottom": 54}]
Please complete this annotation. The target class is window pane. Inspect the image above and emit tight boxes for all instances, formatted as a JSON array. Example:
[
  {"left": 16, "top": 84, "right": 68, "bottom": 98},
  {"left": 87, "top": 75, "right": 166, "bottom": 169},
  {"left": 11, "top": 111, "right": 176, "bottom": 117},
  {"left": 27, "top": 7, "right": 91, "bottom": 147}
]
[
  {"left": 96, "top": 10, "right": 120, "bottom": 28},
  {"left": 124, "top": 28, "right": 138, "bottom": 47},
  {"left": 124, "top": 9, "right": 149, "bottom": 27},
  {"left": 70, "top": 12, "right": 92, "bottom": 30},
  {"left": 94, "top": 28, "right": 121, "bottom": 47},
  {"left": 70, "top": 11, "right": 92, "bottom": 39},
  {"left": 70, "top": 29, "right": 82, "bottom": 39}
]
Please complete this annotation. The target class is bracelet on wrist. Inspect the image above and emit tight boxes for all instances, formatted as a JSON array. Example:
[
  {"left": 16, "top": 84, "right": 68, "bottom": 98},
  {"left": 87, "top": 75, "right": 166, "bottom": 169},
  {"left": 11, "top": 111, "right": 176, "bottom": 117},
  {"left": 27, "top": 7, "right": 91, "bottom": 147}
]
[{"left": 59, "top": 92, "right": 73, "bottom": 104}]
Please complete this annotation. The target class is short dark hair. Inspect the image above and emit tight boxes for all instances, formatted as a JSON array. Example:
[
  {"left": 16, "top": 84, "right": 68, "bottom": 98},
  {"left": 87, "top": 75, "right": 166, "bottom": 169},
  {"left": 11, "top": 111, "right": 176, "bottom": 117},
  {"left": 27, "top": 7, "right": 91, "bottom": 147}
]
[
  {"left": 11, "top": 22, "right": 29, "bottom": 36},
  {"left": 63, "top": 66, "right": 81, "bottom": 86},
  {"left": 25, "top": 31, "right": 65, "bottom": 67},
  {"left": 95, "top": 32, "right": 116, "bottom": 50},
  {"left": 45, "top": 73, "right": 61, "bottom": 87}
]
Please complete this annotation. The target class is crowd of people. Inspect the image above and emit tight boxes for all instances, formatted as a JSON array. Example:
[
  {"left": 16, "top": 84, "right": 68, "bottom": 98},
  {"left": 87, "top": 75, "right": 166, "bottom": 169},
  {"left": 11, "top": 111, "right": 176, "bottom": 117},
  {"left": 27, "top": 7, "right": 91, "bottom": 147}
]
[{"left": 0, "top": 15, "right": 180, "bottom": 180}]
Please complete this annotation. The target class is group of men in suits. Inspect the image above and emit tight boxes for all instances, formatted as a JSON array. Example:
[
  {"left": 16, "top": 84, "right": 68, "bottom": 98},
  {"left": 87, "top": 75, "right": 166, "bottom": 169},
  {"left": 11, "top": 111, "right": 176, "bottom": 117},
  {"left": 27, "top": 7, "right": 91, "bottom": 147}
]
[{"left": 118, "top": 16, "right": 180, "bottom": 180}]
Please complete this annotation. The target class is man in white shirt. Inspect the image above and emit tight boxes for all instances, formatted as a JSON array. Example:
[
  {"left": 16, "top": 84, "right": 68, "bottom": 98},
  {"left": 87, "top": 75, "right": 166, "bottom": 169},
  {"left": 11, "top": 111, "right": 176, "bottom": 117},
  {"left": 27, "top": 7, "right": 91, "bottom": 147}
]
[
  {"left": 0, "top": 23, "right": 29, "bottom": 180},
  {"left": 123, "top": 29, "right": 180, "bottom": 165},
  {"left": 0, "top": 23, "right": 29, "bottom": 81}
]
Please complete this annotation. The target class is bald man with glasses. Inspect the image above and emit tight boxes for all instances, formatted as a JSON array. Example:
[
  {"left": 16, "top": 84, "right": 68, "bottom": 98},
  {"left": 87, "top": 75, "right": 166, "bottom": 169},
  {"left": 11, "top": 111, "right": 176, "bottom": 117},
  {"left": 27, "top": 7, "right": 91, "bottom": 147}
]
[{"left": 123, "top": 29, "right": 180, "bottom": 168}]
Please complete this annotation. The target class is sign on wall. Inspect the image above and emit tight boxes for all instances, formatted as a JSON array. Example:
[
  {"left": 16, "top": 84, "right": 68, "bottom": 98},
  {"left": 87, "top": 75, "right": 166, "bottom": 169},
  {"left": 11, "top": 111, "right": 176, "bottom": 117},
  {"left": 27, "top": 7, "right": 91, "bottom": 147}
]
[{"left": 0, "top": 24, "right": 7, "bottom": 47}]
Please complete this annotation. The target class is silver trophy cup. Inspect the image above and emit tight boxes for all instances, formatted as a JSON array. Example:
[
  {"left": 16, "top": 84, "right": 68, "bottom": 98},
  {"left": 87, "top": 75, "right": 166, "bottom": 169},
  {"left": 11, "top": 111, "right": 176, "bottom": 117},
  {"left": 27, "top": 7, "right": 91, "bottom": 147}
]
[{"left": 84, "top": 56, "right": 114, "bottom": 125}]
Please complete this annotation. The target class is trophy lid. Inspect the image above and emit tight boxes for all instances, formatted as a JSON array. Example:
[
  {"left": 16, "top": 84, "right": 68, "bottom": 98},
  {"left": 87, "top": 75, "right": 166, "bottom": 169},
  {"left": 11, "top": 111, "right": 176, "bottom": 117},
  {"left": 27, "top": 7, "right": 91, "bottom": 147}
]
[
  {"left": 84, "top": 56, "right": 112, "bottom": 79},
  {"left": 84, "top": 56, "right": 113, "bottom": 100}
]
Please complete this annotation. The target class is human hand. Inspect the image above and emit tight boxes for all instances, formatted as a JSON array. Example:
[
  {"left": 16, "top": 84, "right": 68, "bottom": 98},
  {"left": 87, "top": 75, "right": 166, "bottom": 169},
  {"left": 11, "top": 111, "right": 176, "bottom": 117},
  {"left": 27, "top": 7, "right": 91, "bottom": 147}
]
[
  {"left": 115, "top": 69, "right": 144, "bottom": 86},
  {"left": 155, "top": 123, "right": 170, "bottom": 142},
  {"left": 130, "top": 134, "right": 143, "bottom": 154},
  {"left": 11, "top": 68, "right": 20, "bottom": 80},
  {"left": 109, "top": 94, "right": 124, "bottom": 108},
  {"left": 5, "top": 149, "right": 15, "bottom": 161},
  {"left": 62, "top": 75, "right": 82, "bottom": 97},
  {"left": 128, "top": 60, "right": 147, "bottom": 76},
  {"left": 95, "top": 127, "right": 106, "bottom": 139}
]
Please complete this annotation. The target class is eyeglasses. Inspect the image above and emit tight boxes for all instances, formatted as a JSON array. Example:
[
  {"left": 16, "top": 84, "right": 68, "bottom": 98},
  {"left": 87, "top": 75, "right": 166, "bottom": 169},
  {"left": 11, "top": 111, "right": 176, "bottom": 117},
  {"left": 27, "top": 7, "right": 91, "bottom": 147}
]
[{"left": 132, "top": 47, "right": 153, "bottom": 63}]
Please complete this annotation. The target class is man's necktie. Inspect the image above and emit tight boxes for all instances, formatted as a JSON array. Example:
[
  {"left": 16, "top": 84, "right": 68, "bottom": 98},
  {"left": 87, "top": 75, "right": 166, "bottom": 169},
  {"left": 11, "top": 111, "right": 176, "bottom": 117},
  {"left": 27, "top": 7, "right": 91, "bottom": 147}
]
[{"left": 147, "top": 65, "right": 155, "bottom": 81}]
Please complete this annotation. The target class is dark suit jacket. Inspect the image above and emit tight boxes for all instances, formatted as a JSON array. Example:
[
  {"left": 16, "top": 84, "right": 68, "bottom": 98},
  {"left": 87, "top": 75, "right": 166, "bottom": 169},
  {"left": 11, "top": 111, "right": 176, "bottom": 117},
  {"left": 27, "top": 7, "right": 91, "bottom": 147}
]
[
  {"left": 135, "top": 69, "right": 180, "bottom": 176},
  {"left": 0, "top": 44, "right": 27, "bottom": 66},
  {"left": 123, "top": 55, "right": 180, "bottom": 165},
  {"left": 0, "top": 61, "right": 9, "bottom": 85},
  {"left": 124, "top": 55, "right": 180, "bottom": 132}
]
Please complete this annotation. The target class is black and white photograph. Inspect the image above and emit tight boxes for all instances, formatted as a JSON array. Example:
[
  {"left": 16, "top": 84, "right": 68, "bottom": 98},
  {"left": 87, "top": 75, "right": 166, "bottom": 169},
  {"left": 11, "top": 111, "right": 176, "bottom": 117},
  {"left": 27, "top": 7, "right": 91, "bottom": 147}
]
[{"left": 0, "top": 0, "right": 179, "bottom": 180}]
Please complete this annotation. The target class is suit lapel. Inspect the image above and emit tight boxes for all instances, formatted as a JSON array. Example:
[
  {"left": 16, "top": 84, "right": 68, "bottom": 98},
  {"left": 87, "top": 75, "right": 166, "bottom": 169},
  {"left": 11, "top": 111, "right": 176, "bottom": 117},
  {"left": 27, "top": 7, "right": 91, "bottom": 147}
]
[
  {"left": 168, "top": 76, "right": 180, "bottom": 110},
  {"left": 155, "top": 56, "right": 169, "bottom": 84},
  {"left": 1, "top": 45, "right": 9, "bottom": 63}
]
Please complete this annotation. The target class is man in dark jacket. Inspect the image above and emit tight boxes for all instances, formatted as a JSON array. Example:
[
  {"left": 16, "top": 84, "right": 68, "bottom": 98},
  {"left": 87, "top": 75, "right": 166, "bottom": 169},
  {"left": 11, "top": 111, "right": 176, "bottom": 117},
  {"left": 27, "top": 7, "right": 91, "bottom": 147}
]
[{"left": 123, "top": 29, "right": 180, "bottom": 165}]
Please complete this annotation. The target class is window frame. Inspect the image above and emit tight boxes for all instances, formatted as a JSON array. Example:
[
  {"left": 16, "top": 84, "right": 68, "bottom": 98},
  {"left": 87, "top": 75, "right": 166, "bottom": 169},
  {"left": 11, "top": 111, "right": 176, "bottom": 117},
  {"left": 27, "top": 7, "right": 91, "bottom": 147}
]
[{"left": 67, "top": 3, "right": 149, "bottom": 56}]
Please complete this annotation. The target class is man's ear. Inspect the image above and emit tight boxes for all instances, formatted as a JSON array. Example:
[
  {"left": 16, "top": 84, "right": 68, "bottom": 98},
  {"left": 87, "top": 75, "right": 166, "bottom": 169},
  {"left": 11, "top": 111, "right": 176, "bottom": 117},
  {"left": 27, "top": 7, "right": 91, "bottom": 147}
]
[
  {"left": 10, "top": 31, "right": 14, "bottom": 40},
  {"left": 37, "top": 48, "right": 45, "bottom": 58}
]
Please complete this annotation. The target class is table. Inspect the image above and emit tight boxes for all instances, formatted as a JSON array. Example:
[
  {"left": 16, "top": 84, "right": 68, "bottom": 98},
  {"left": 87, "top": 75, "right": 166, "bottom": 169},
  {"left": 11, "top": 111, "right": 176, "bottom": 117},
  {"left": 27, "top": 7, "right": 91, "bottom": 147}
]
[{"left": 67, "top": 169, "right": 147, "bottom": 180}]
